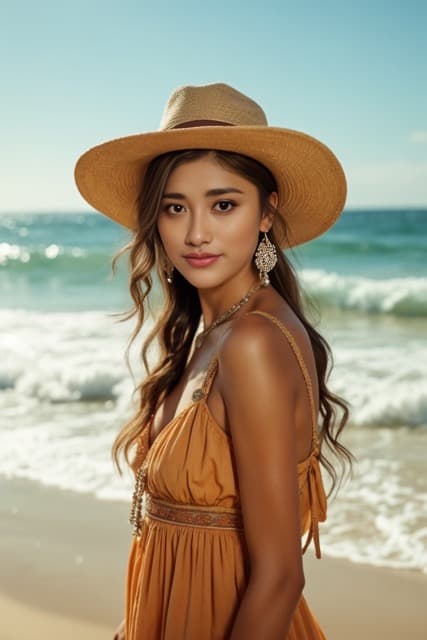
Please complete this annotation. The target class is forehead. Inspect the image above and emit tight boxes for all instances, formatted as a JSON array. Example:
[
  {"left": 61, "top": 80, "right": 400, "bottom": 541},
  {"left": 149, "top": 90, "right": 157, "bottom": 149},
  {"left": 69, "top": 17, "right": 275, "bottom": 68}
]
[{"left": 164, "top": 155, "right": 253, "bottom": 190}]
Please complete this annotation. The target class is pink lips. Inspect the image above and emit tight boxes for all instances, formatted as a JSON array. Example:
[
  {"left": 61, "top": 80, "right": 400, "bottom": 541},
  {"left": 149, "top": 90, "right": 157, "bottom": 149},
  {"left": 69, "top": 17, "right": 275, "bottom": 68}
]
[{"left": 185, "top": 255, "right": 221, "bottom": 267}]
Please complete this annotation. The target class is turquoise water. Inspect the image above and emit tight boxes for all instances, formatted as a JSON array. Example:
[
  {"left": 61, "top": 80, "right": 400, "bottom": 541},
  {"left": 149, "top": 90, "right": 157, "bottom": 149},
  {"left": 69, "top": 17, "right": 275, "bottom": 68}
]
[
  {"left": 1, "top": 209, "right": 426, "bottom": 314},
  {"left": 0, "top": 208, "right": 426, "bottom": 573}
]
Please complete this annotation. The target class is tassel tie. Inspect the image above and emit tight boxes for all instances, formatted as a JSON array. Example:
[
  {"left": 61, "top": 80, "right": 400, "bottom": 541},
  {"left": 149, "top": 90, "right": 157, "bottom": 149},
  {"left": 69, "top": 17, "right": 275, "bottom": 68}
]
[{"left": 301, "top": 450, "right": 327, "bottom": 559}]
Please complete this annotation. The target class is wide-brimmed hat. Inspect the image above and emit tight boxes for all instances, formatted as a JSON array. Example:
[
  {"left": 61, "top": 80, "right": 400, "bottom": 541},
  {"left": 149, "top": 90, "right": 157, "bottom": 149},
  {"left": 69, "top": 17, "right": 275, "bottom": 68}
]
[{"left": 74, "top": 82, "right": 347, "bottom": 248}]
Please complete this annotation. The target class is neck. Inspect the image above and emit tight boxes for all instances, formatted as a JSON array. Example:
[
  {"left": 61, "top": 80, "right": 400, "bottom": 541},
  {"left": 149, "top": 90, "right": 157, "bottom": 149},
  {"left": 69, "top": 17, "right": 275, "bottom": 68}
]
[{"left": 197, "top": 268, "right": 262, "bottom": 328}]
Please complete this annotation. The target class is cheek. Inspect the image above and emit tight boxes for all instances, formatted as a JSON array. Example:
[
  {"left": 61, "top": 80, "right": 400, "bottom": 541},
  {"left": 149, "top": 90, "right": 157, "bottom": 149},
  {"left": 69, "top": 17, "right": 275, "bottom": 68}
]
[
  {"left": 157, "top": 218, "right": 175, "bottom": 250},
  {"left": 219, "top": 213, "right": 259, "bottom": 246},
  {"left": 216, "top": 222, "right": 259, "bottom": 265}
]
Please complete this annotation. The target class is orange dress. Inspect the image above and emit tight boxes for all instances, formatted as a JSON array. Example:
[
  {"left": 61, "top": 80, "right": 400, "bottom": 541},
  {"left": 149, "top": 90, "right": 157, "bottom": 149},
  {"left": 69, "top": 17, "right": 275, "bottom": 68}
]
[{"left": 125, "top": 310, "right": 328, "bottom": 639}]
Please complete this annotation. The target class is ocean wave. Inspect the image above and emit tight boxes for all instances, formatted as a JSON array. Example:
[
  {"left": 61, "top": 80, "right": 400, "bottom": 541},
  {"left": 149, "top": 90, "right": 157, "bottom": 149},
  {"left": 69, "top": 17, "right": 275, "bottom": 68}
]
[
  {"left": 301, "top": 269, "right": 427, "bottom": 317},
  {"left": 1, "top": 308, "right": 426, "bottom": 427},
  {"left": 2, "top": 248, "right": 427, "bottom": 318}
]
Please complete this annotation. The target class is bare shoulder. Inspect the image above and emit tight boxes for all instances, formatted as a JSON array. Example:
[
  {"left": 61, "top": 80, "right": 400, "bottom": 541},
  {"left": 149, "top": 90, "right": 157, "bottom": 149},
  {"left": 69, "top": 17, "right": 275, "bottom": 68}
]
[
  {"left": 219, "top": 299, "right": 312, "bottom": 377},
  {"left": 215, "top": 298, "right": 319, "bottom": 427},
  {"left": 220, "top": 310, "right": 281, "bottom": 360},
  {"left": 217, "top": 306, "right": 306, "bottom": 405}
]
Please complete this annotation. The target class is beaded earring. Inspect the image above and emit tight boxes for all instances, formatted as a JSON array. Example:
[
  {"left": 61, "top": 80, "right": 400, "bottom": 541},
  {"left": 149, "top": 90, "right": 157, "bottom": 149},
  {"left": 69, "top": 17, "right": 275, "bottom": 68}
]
[{"left": 254, "top": 231, "right": 278, "bottom": 285}]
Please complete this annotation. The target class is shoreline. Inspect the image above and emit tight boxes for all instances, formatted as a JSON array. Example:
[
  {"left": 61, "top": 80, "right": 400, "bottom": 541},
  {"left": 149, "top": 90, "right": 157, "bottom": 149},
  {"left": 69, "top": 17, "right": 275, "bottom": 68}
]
[{"left": 1, "top": 474, "right": 426, "bottom": 639}]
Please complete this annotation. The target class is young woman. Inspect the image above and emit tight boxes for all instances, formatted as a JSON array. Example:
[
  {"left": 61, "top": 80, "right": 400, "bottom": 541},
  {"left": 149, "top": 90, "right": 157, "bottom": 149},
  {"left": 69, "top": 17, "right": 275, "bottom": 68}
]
[{"left": 75, "top": 82, "right": 354, "bottom": 640}]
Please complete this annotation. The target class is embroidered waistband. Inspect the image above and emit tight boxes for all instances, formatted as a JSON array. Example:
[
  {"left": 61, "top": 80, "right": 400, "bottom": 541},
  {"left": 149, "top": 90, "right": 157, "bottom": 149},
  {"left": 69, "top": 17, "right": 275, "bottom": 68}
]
[{"left": 145, "top": 494, "right": 244, "bottom": 531}]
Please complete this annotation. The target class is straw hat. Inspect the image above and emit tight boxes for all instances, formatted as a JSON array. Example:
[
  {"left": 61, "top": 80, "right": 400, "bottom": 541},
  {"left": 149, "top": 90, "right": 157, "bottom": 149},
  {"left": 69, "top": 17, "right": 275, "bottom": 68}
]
[{"left": 74, "top": 82, "right": 347, "bottom": 248}]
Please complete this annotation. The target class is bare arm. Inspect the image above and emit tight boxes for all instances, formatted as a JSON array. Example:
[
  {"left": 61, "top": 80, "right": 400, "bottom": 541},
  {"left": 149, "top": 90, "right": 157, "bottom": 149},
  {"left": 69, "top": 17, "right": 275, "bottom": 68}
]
[
  {"left": 218, "top": 314, "right": 307, "bottom": 639},
  {"left": 228, "top": 576, "right": 303, "bottom": 639}
]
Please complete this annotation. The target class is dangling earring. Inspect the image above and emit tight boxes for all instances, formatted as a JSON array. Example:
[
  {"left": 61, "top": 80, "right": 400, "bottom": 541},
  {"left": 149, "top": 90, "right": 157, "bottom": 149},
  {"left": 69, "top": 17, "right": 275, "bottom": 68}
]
[
  {"left": 254, "top": 231, "right": 277, "bottom": 286},
  {"left": 165, "top": 263, "right": 174, "bottom": 284}
]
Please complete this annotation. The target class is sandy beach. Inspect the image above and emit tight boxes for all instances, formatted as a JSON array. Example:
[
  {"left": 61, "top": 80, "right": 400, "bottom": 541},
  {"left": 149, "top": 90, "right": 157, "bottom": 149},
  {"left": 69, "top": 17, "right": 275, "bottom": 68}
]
[{"left": 1, "top": 474, "right": 426, "bottom": 640}]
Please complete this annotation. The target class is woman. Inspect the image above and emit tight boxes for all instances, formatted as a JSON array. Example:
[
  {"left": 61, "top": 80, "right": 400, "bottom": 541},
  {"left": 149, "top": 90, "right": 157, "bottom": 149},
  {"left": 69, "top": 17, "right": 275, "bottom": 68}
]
[{"left": 74, "top": 82, "right": 354, "bottom": 640}]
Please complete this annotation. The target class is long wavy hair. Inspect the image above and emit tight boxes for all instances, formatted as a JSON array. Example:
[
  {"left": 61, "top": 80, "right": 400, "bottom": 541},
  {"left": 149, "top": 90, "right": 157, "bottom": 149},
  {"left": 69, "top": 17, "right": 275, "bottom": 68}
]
[{"left": 109, "top": 148, "right": 356, "bottom": 498}]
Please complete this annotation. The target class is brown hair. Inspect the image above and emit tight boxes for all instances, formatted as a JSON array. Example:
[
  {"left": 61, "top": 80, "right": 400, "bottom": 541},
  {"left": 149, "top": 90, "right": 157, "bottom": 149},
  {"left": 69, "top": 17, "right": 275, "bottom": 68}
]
[{"left": 109, "top": 148, "right": 356, "bottom": 498}]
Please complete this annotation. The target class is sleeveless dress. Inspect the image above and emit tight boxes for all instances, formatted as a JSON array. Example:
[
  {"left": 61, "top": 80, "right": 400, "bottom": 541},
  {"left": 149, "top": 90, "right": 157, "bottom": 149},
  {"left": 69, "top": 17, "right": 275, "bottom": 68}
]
[{"left": 125, "top": 310, "right": 328, "bottom": 639}]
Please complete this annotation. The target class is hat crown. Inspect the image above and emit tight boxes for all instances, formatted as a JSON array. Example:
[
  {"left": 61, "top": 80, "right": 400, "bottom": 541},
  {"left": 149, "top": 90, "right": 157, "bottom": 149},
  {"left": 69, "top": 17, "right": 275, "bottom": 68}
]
[{"left": 158, "top": 82, "right": 268, "bottom": 130}]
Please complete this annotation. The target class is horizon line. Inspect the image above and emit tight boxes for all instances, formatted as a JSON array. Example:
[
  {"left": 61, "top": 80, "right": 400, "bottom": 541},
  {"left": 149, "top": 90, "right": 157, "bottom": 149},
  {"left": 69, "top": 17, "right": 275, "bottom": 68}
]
[{"left": 1, "top": 205, "right": 427, "bottom": 215}]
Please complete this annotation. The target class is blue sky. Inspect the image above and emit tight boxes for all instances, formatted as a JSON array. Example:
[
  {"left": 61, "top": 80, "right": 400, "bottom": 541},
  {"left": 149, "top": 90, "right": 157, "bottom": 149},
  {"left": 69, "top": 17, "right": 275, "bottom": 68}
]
[{"left": 1, "top": 0, "right": 426, "bottom": 212}]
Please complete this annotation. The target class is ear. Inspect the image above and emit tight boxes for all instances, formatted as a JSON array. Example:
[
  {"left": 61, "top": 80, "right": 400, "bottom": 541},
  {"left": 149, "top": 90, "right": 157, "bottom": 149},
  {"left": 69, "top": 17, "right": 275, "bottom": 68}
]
[{"left": 259, "top": 191, "right": 279, "bottom": 233}]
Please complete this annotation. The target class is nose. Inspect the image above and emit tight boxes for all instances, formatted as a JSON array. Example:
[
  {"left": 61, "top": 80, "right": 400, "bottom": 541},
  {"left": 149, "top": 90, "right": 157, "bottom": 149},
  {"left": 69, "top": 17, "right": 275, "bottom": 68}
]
[{"left": 184, "top": 209, "right": 212, "bottom": 246}]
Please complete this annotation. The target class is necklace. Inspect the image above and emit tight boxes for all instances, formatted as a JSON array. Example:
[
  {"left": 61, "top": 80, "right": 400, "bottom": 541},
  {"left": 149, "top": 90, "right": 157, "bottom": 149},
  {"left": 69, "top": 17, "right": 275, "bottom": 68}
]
[{"left": 195, "top": 279, "right": 268, "bottom": 349}]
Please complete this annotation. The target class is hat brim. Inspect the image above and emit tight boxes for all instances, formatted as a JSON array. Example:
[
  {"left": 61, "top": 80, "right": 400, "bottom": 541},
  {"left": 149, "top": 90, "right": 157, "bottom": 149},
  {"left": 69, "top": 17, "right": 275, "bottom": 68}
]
[{"left": 74, "top": 125, "right": 347, "bottom": 248}]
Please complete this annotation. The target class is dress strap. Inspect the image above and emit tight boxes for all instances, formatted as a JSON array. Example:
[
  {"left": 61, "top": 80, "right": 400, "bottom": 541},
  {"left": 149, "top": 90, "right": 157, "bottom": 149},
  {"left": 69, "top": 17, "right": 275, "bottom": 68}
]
[
  {"left": 245, "top": 310, "right": 326, "bottom": 560},
  {"left": 200, "top": 355, "right": 219, "bottom": 396},
  {"left": 245, "top": 310, "right": 320, "bottom": 455}
]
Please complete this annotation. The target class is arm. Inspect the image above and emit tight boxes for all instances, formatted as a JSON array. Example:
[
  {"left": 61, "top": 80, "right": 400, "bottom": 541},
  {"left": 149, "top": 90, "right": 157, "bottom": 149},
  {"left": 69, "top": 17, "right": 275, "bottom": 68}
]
[{"left": 218, "top": 314, "right": 306, "bottom": 640}]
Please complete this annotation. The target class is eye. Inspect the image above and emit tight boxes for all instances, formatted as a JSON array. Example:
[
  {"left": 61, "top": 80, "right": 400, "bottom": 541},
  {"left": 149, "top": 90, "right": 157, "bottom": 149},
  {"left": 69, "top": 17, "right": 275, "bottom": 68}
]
[
  {"left": 163, "top": 203, "right": 185, "bottom": 215},
  {"left": 214, "top": 200, "right": 236, "bottom": 213},
  {"left": 162, "top": 200, "right": 237, "bottom": 215}
]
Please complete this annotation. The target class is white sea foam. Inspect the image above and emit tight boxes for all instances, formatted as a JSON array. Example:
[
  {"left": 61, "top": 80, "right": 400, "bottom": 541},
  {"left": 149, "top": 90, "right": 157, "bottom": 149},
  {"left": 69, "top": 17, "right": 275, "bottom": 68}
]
[
  {"left": 319, "top": 427, "right": 427, "bottom": 574},
  {"left": 1, "top": 307, "right": 426, "bottom": 573},
  {"left": 300, "top": 269, "right": 427, "bottom": 317},
  {"left": 1, "top": 308, "right": 426, "bottom": 426}
]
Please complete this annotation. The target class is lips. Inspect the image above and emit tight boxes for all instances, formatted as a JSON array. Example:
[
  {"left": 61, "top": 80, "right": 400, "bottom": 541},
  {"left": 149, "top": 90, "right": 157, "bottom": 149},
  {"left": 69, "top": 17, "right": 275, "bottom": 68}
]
[
  {"left": 184, "top": 254, "right": 221, "bottom": 267},
  {"left": 184, "top": 253, "right": 220, "bottom": 258}
]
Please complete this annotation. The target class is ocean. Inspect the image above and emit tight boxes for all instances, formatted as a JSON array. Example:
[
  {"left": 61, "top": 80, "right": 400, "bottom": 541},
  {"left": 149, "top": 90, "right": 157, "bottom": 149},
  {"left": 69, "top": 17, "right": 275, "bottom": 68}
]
[{"left": 1, "top": 209, "right": 426, "bottom": 574}]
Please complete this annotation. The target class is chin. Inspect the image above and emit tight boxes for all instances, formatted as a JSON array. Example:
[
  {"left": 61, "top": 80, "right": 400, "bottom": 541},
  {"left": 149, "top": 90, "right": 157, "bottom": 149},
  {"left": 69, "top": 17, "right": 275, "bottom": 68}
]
[{"left": 184, "top": 273, "right": 227, "bottom": 290}]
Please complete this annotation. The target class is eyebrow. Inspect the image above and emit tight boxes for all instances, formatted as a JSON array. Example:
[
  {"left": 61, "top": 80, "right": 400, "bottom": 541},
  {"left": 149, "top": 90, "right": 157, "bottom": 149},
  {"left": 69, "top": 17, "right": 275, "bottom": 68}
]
[{"left": 161, "top": 187, "right": 244, "bottom": 199}]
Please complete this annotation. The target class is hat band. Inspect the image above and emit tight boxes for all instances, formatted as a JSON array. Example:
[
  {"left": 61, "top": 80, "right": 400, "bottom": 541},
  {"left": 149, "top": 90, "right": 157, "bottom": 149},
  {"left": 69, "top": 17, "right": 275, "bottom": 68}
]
[{"left": 170, "top": 119, "right": 234, "bottom": 129}]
